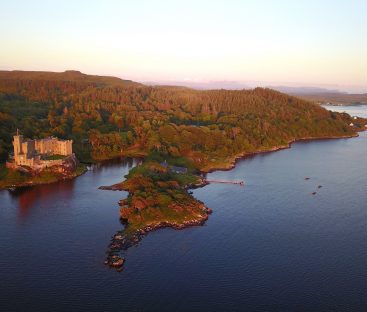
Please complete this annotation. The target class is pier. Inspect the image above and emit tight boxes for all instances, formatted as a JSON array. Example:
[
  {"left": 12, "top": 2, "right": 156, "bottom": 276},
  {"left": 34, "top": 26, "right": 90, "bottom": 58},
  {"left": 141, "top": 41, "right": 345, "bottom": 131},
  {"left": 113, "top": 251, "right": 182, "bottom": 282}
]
[{"left": 205, "top": 179, "right": 245, "bottom": 186}]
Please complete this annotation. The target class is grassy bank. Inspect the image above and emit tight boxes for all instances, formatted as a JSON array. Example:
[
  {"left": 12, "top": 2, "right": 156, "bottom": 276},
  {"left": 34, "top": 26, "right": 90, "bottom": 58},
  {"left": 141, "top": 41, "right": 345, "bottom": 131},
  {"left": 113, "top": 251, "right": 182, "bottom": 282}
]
[{"left": 0, "top": 163, "right": 87, "bottom": 190}]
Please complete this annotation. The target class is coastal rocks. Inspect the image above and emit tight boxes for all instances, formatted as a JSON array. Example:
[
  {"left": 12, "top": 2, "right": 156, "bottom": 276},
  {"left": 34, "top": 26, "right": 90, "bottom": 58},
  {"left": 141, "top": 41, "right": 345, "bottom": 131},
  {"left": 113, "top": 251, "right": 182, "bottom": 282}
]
[
  {"left": 61, "top": 154, "right": 79, "bottom": 173},
  {"left": 111, "top": 256, "right": 125, "bottom": 267},
  {"left": 98, "top": 185, "right": 120, "bottom": 191},
  {"left": 118, "top": 199, "right": 128, "bottom": 206},
  {"left": 105, "top": 203, "right": 212, "bottom": 271},
  {"left": 185, "top": 178, "right": 209, "bottom": 189},
  {"left": 105, "top": 255, "right": 125, "bottom": 269}
]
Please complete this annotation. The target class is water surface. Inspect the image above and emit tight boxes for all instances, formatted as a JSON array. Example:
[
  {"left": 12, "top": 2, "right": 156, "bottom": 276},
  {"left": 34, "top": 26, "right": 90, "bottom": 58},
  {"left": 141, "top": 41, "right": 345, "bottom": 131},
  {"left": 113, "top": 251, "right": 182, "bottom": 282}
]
[
  {"left": 323, "top": 104, "right": 367, "bottom": 118},
  {"left": 1, "top": 106, "right": 367, "bottom": 311}
]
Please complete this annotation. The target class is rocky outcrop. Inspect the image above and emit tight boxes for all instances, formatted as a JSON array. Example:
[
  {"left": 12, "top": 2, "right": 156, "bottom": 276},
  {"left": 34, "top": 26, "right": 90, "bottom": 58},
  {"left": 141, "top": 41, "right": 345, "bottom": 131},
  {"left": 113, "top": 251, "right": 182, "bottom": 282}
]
[{"left": 104, "top": 205, "right": 212, "bottom": 270}]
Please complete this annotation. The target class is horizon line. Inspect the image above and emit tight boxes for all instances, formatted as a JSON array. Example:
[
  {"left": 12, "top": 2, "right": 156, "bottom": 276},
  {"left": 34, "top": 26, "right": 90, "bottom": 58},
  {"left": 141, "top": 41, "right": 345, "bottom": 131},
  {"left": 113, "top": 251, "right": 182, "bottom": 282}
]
[{"left": 1, "top": 67, "right": 367, "bottom": 94}]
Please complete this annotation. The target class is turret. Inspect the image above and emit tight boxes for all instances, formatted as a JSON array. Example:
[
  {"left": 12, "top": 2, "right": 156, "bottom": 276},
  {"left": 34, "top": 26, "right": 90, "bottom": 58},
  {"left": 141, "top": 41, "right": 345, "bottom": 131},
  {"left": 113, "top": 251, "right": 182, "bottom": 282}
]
[{"left": 13, "top": 130, "right": 23, "bottom": 156}]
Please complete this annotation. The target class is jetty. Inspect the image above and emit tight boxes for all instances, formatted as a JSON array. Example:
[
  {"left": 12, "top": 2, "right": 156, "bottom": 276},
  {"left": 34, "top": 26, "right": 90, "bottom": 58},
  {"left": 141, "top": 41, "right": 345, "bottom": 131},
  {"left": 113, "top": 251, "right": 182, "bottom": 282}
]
[{"left": 205, "top": 179, "right": 245, "bottom": 186}]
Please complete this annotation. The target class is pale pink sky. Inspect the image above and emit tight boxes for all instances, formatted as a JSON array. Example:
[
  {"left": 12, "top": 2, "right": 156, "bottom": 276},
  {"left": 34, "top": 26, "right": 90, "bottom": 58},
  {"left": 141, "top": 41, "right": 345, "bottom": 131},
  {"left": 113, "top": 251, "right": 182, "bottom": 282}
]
[{"left": 1, "top": 0, "right": 366, "bottom": 93}]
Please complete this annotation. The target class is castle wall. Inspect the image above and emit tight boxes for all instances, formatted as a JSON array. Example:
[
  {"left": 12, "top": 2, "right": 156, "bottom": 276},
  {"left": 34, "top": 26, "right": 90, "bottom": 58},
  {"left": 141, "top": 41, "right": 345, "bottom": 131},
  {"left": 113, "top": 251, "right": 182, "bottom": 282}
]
[
  {"left": 14, "top": 153, "right": 35, "bottom": 167},
  {"left": 57, "top": 140, "right": 73, "bottom": 156},
  {"left": 34, "top": 138, "right": 72, "bottom": 156},
  {"left": 22, "top": 140, "right": 35, "bottom": 157},
  {"left": 12, "top": 133, "right": 73, "bottom": 168},
  {"left": 35, "top": 138, "right": 58, "bottom": 155},
  {"left": 8, "top": 154, "right": 77, "bottom": 173}
]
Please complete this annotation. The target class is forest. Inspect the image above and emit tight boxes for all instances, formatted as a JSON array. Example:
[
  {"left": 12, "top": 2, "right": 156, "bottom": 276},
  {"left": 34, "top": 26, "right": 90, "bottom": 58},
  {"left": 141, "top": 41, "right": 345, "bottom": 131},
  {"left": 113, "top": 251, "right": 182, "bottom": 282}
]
[{"left": 0, "top": 70, "right": 362, "bottom": 170}]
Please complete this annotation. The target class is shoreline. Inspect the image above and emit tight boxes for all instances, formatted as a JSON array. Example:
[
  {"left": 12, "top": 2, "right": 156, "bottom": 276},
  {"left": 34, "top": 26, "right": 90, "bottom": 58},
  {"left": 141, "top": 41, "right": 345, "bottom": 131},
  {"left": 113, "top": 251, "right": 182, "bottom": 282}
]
[
  {"left": 2, "top": 132, "right": 361, "bottom": 192},
  {"left": 102, "top": 131, "right": 363, "bottom": 270},
  {"left": 105, "top": 203, "right": 212, "bottom": 270},
  {"left": 201, "top": 133, "right": 359, "bottom": 173},
  {"left": 0, "top": 164, "right": 88, "bottom": 191}
]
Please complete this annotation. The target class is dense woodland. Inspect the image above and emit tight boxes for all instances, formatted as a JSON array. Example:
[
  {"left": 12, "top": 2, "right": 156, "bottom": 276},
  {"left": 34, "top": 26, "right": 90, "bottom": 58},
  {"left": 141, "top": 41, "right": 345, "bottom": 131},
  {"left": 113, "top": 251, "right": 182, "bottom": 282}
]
[{"left": 0, "top": 70, "right": 361, "bottom": 168}]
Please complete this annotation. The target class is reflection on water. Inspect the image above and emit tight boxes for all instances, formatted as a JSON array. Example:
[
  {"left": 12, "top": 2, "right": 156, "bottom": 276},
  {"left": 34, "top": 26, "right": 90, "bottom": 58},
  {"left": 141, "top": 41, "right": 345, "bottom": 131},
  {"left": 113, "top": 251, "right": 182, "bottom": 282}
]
[
  {"left": 6, "top": 157, "right": 141, "bottom": 222},
  {"left": 91, "top": 156, "right": 139, "bottom": 171},
  {"left": 14, "top": 181, "right": 75, "bottom": 220}
]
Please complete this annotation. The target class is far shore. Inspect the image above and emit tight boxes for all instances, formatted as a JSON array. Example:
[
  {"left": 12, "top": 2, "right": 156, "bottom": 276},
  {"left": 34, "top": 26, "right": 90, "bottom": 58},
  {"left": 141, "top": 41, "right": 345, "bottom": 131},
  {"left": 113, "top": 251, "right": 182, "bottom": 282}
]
[
  {"left": 1, "top": 130, "right": 363, "bottom": 192},
  {"left": 200, "top": 133, "right": 360, "bottom": 173}
]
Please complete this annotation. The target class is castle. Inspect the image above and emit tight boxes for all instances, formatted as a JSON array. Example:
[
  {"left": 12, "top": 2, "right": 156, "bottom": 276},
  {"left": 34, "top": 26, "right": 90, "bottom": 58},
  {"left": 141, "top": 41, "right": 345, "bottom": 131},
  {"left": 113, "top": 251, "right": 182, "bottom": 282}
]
[{"left": 8, "top": 130, "right": 75, "bottom": 171}]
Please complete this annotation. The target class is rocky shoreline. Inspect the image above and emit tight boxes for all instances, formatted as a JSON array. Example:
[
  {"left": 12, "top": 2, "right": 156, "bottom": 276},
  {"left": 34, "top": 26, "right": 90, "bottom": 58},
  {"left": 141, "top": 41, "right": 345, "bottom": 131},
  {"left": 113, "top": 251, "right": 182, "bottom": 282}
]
[{"left": 105, "top": 205, "right": 212, "bottom": 270}]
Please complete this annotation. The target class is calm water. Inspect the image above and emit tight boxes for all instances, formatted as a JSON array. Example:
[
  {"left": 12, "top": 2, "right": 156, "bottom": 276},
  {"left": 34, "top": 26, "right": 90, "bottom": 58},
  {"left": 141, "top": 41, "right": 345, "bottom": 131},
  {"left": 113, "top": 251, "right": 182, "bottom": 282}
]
[
  {"left": 323, "top": 104, "right": 367, "bottom": 118},
  {"left": 1, "top": 106, "right": 367, "bottom": 312}
]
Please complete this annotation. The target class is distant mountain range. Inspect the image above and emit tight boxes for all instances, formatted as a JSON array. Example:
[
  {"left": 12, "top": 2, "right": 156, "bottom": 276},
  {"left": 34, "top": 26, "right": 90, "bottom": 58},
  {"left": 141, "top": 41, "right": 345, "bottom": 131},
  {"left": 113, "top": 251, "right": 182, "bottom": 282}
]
[
  {"left": 293, "top": 92, "right": 367, "bottom": 105},
  {"left": 268, "top": 86, "right": 367, "bottom": 105},
  {"left": 269, "top": 86, "right": 342, "bottom": 95},
  {"left": 146, "top": 81, "right": 367, "bottom": 105},
  {"left": 145, "top": 80, "right": 249, "bottom": 90},
  {"left": 2, "top": 70, "right": 366, "bottom": 106}
]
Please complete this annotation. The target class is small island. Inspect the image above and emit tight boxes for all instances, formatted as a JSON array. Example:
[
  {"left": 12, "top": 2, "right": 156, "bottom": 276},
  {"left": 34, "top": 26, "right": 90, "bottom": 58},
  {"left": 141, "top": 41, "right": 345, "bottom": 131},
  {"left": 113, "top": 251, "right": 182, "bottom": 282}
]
[{"left": 0, "top": 131, "right": 86, "bottom": 190}]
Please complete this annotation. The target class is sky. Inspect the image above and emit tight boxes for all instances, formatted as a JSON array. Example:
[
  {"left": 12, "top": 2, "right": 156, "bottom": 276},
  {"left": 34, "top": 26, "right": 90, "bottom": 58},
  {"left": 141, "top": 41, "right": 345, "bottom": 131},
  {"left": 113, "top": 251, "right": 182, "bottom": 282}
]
[{"left": 1, "top": 0, "right": 366, "bottom": 92}]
